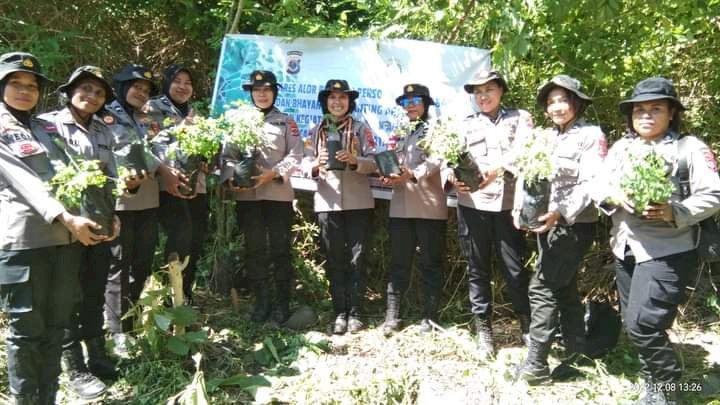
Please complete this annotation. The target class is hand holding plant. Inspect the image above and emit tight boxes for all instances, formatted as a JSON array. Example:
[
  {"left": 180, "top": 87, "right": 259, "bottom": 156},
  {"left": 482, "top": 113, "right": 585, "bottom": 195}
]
[{"left": 618, "top": 149, "right": 674, "bottom": 214}]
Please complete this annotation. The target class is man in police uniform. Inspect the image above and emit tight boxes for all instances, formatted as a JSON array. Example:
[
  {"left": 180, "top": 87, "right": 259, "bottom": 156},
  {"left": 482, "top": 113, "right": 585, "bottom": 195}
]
[
  {"left": 221, "top": 70, "right": 302, "bottom": 323},
  {"left": 0, "top": 52, "right": 106, "bottom": 405}
]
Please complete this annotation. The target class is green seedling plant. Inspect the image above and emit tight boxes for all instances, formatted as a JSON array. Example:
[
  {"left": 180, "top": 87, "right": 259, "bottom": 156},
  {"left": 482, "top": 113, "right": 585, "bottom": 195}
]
[
  {"left": 220, "top": 100, "right": 265, "bottom": 153},
  {"left": 620, "top": 150, "right": 674, "bottom": 213},
  {"left": 514, "top": 128, "right": 556, "bottom": 185},
  {"left": 165, "top": 116, "right": 223, "bottom": 162},
  {"left": 419, "top": 116, "right": 463, "bottom": 165}
]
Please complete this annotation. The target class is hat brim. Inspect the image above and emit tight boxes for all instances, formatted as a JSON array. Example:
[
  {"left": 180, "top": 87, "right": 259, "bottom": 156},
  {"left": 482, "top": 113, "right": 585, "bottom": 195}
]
[
  {"left": 536, "top": 81, "right": 592, "bottom": 108},
  {"left": 618, "top": 94, "right": 686, "bottom": 115},
  {"left": 463, "top": 77, "right": 508, "bottom": 94},
  {"left": 0, "top": 68, "right": 49, "bottom": 85},
  {"left": 242, "top": 82, "right": 283, "bottom": 91},
  {"left": 58, "top": 71, "right": 114, "bottom": 99},
  {"left": 318, "top": 89, "right": 359, "bottom": 100}
]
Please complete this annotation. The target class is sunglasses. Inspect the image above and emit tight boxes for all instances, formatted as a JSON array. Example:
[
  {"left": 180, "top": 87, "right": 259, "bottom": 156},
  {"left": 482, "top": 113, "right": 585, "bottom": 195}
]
[{"left": 399, "top": 96, "right": 423, "bottom": 107}]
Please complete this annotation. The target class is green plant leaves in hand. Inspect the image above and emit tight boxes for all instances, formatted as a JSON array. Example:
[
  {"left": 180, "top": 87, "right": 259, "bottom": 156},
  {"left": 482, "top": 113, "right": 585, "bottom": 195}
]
[{"left": 620, "top": 150, "right": 674, "bottom": 213}]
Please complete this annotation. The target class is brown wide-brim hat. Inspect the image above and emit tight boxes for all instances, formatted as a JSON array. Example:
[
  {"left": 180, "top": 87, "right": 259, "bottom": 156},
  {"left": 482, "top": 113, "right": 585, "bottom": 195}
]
[
  {"left": 242, "top": 70, "right": 283, "bottom": 91},
  {"left": 536, "top": 74, "right": 592, "bottom": 107},
  {"left": 317, "top": 79, "right": 359, "bottom": 101},
  {"left": 463, "top": 69, "right": 508, "bottom": 94},
  {"left": 57, "top": 65, "right": 114, "bottom": 99},
  {"left": 618, "top": 77, "right": 685, "bottom": 115},
  {"left": 395, "top": 83, "right": 435, "bottom": 106}
]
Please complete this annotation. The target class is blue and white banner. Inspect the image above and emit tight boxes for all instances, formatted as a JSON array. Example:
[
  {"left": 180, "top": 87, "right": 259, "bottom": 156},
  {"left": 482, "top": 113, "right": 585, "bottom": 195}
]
[{"left": 211, "top": 35, "right": 491, "bottom": 147}]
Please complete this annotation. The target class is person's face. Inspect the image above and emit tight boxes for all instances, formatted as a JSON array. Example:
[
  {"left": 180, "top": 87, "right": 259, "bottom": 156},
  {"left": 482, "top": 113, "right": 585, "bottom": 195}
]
[
  {"left": 251, "top": 86, "right": 274, "bottom": 109},
  {"left": 70, "top": 78, "right": 107, "bottom": 116},
  {"left": 473, "top": 81, "right": 503, "bottom": 114},
  {"left": 400, "top": 96, "right": 425, "bottom": 120},
  {"left": 168, "top": 71, "right": 193, "bottom": 105},
  {"left": 3, "top": 72, "right": 39, "bottom": 111},
  {"left": 545, "top": 87, "right": 577, "bottom": 128},
  {"left": 327, "top": 91, "right": 349, "bottom": 118},
  {"left": 632, "top": 100, "right": 673, "bottom": 141},
  {"left": 126, "top": 80, "right": 151, "bottom": 110}
]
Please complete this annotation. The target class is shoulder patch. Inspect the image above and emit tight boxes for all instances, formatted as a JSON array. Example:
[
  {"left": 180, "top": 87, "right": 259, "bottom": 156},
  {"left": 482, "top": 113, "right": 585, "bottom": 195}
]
[
  {"left": 103, "top": 115, "right": 115, "bottom": 125},
  {"left": 43, "top": 122, "right": 57, "bottom": 133},
  {"left": 288, "top": 118, "right": 299, "bottom": 136},
  {"left": 702, "top": 147, "right": 718, "bottom": 172},
  {"left": 364, "top": 127, "right": 376, "bottom": 148}
]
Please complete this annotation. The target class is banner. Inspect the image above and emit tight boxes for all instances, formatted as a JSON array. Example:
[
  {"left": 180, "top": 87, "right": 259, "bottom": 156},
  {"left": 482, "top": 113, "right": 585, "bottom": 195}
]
[{"left": 211, "top": 35, "right": 491, "bottom": 147}]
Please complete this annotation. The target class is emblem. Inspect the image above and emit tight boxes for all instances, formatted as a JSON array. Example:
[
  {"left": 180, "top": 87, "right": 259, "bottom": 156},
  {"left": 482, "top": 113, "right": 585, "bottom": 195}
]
[
  {"left": 22, "top": 58, "right": 34, "bottom": 68},
  {"left": 288, "top": 119, "right": 300, "bottom": 136},
  {"left": 286, "top": 51, "right": 303, "bottom": 75},
  {"left": 103, "top": 115, "right": 115, "bottom": 125},
  {"left": 406, "top": 85, "right": 414, "bottom": 92},
  {"left": 333, "top": 82, "right": 342, "bottom": 89},
  {"left": 19, "top": 143, "right": 36, "bottom": 155},
  {"left": 143, "top": 71, "right": 152, "bottom": 79},
  {"left": 255, "top": 73, "right": 263, "bottom": 81}
]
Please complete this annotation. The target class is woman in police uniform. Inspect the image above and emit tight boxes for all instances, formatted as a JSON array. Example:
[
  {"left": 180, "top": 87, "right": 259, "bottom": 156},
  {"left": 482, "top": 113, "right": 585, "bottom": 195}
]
[
  {"left": 221, "top": 70, "right": 302, "bottom": 324},
  {"left": 451, "top": 70, "right": 533, "bottom": 356},
  {"left": 380, "top": 84, "right": 447, "bottom": 335},
  {"left": 145, "top": 64, "right": 208, "bottom": 303},
  {"left": 0, "top": 52, "right": 108, "bottom": 405},
  {"left": 304, "top": 79, "right": 377, "bottom": 334},
  {"left": 37, "top": 66, "right": 126, "bottom": 399},
  {"left": 103, "top": 64, "right": 185, "bottom": 355},
  {"left": 596, "top": 78, "right": 720, "bottom": 404},
  {"left": 515, "top": 75, "right": 606, "bottom": 384}
]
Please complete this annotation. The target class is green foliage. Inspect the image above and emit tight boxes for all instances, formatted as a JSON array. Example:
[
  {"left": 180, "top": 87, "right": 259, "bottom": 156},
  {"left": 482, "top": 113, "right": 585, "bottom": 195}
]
[
  {"left": 166, "top": 117, "right": 223, "bottom": 162},
  {"left": 620, "top": 150, "right": 675, "bottom": 212},
  {"left": 49, "top": 159, "right": 123, "bottom": 209},
  {"left": 419, "top": 116, "right": 464, "bottom": 165},
  {"left": 220, "top": 101, "right": 265, "bottom": 153},
  {"left": 514, "top": 128, "right": 557, "bottom": 185}
]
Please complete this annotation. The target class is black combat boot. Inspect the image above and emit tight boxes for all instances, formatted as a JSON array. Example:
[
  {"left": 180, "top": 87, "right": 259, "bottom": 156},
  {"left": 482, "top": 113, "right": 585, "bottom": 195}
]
[
  {"left": 62, "top": 344, "right": 107, "bottom": 400},
  {"left": 272, "top": 279, "right": 292, "bottom": 324},
  {"left": 38, "top": 382, "right": 58, "bottom": 405},
  {"left": 347, "top": 305, "right": 365, "bottom": 334},
  {"left": 474, "top": 315, "right": 495, "bottom": 359},
  {"left": 515, "top": 339, "right": 552, "bottom": 385},
  {"left": 250, "top": 279, "right": 272, "bottom": 322},
  {"left": 85, "top": 337, "right": 119, "bottom": 380},
  {"left": 419, "top": 295, "right": 439, "bottom": 334},
  {"left": 13, "top": 393, "right": 38, "bottom": 405},
  {"left": 551, "top": 335, "right": 590, "bottom": 381},
  {"left": 518, "top": 313, "right": 531, "bottom": 346},
  {"left": 333, "top": 312, "right": 348, "bottom": 335},
  {"left": 382, "top": 292, "right": 402, "bottom": 337}
]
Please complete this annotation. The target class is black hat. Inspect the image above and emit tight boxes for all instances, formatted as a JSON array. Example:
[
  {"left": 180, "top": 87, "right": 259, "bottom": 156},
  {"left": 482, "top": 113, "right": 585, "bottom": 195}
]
[
  {"left": 242, "top": 70, "right": 282, "bottom": 91},
  {"left": 464, "top": 70, "right": 508, "bottom": 94},
  {"left": 536, "top": 74, "right": 592, "bottom": 108},
  {"left": 318, "top": 79, "right": 359, "bottom": 101},
  {"left": 0, "top": 52, "right": 48, "bottom": 84},
  {"left": 395, "top": 83, "right": 435, "bottom": 106},
  {"left": 619, "top": 77, "right": 685, "bottom": 115},
  {"left": 112, "top": 64, "right": 158, "bottom": 95},
  {"left": 57, "top": 65, "right": 114, "bottom": 99}
]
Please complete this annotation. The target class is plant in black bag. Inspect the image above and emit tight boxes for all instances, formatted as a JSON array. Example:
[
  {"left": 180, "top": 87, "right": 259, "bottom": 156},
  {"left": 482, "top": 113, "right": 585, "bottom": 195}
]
[
  {"left": 322, "top": 114, "right": 347, "bottom": 171},
  {"left": 49, "top": 158, "right": 125, "bottom": 237},
  {"left": 618, "top": 149, "right": 674, "bottom": 214},
  {"left": 166, "top": 116, "right": 223, "bottom": 196},
  {"left": 221, "top": 101, "right": 265, "bottom": 188},
  {"left": 514, "top": 128, "right": 556, "bottom": 229},
  {"left": 114, "top": 140, "right": 154, "bottom": 177},
  {"left": 419, "top": 116, "right": 481, "bottom": 191},
  {"left": 375, "top": 107, "right": 417, "bottom": 177}
]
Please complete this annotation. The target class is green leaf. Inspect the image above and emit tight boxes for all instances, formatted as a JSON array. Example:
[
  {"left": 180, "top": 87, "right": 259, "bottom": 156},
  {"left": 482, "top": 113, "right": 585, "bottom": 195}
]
[
  {"left": 167, "top": 335, "right": 190, "bottom": 356},
  {"left": 167, "top": 305, "right": 197, "bottom": 327},
  {"left": 154, "top": 312, "right": 173, "bottom": 332},
  {"left": 263, "top": 337, "right": 281, "bottom": 363},
  {"left": 184, "top": 330, "right": 208, "bottom": 344}
]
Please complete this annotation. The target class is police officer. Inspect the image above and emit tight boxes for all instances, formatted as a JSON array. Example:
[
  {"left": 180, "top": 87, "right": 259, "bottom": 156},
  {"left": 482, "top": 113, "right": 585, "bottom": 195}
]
[
  {"left": 381, "top": 84, "right": 447, "bottom": 335},
  {"left": 37, "top": 65, "right": 125, "bottom": 399},
  {"left": 103, "top": 64, "right": 185, "bottom": 355},
  {"left": 221, "top": 70, "right": 302, "bottom": 323},
  {"left": 596, "top": 78, "right": 720, "bottom": 404},
  {"left": 0, "top": 52, "right": 107, "bottom": 405},
  {"left": 451, "top": 70, "right": 533, "bottom": 357},
  {"left": 145, "top": 64, "right": 207, "bottom": 303},
  {"left": 303, "top": 79, "right": 377, "bottom": 334},
  {"left": 515, "top": 75, "right": 607, "bottom": 384}
]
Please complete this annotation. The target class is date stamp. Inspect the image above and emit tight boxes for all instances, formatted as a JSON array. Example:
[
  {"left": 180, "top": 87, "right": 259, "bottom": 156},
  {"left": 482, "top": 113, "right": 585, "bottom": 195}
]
[{"left": 632, "top": 381, "right": 705, "bottom": 393}]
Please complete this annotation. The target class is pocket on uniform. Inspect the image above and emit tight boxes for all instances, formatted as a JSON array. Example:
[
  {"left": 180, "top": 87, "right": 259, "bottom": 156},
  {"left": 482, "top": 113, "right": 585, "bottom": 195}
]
[
  {"left": 468, "top": 139, "right": 488, "bottom": 156},
  {"left": 0, "top": 250, "right": 31, "bottom": 284},
  {"left": 636, "top": 276, "right": 685, "bottom": 330},
  {"left": 0, "top": 281, "right": 33, "bottom": 313}
]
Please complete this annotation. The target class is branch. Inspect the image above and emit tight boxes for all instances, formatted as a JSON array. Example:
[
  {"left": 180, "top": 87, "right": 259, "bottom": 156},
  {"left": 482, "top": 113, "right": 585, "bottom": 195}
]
[
  {"left": 229, "top": 0, "right": 244, "bottom": 34},
  {"left": 444, "top": 0, "right": 476, "bottom": 44}
]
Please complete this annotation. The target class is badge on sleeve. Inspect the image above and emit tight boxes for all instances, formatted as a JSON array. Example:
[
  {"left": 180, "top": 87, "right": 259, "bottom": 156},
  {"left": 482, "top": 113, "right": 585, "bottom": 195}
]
[
  {"left": 364, "top": 127, "right": 376, "bottom": 148},
  {"left": 103, "top": 115, "right": 115, "bottom": 125},
  {"left": 703, "top": 147, "right": 718, "bottom": 172},
  {"left": 43, "top": 122, "right": 57, "bottom": 133},
  {"left": 19, "top": 143, "right": 37, "bottom": 155},
  {"left": 288, "top": 118, "right": 299, "bottom": 136}
]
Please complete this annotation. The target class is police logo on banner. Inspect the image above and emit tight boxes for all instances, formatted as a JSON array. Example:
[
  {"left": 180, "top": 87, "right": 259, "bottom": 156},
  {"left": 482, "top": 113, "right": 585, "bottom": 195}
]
[{"left": 286, "top": 51, "right": 303, "bottom": 75}]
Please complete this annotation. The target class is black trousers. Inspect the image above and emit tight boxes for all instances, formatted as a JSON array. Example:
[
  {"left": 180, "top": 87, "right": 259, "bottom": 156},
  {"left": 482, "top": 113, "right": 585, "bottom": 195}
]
[
  {"left": 186, "top": 193, "right": 209, "bottom": 297},
  {"left": 387, "top": 218, "right": 446, "bottom": 309},
  {"left": 63, "top": 242, "right": 111, "bottom": 349},
  {"left": 318, "top": 209, "right": 373, "bottom": 315},
  {"left": 0, "top": 244, "right": 81, "bottom": 396},
  {"left": 158, "top": 192, "right": 209, "bottom": 297},
  {"left": 615, "top": 249, "right": 695, "bottom": 384},
  {"left": 528, "top": 222, "right": 595, "bottom": 345},
  {"left": 457, "top": 206, "right": 530, "bottom": 318},
  {"left": 105, "top": 208, "right": 159, "bottom": 333},
  {"left": 236, "top": 200, "right": 293, "bottom": 283}
]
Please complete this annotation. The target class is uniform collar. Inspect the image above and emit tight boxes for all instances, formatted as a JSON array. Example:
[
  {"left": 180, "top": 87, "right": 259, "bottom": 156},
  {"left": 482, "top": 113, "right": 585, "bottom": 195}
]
[
  {"left": 626, "top": 129, "right": 679, "bottom": 145},
  {"left": 476, "top": 106, "right": 507, "bottom": 125},
  {"left": 557, "top": 118, "right": 587, "bottom": 135},
  {"left": 0, "top": 103, "right": 24, "bottom": 128}
]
